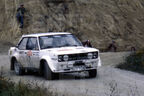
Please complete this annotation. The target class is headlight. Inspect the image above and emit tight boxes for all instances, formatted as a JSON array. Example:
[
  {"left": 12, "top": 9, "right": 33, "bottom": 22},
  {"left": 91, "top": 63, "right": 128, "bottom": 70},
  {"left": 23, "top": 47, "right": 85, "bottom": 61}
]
[
  {"left": 58, "top": 55, "right": 63, "bottom": 62},
  {"left": 93, "top": 52, "right": 98, "bottom": 59},
  {"left": 63, "top": 55, "right": 69, "bottom": 61},
  {"left": 88, "top": 53, "right": 93, "bottom": 59},
  {"left": 58, "top": 55, "right": 69, "bottom": 62}
]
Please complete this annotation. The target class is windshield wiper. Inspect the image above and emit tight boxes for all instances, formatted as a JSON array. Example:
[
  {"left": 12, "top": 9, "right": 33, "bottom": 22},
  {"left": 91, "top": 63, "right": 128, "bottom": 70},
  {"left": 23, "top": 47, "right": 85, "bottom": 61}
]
[
  {"left": 71, "top": 45, "right": 79, "bottom": 47},
  {"left": 54, "top": 45, "right": 80, "bottom": 48},
  {"left": 58, "top": 44, "right": 70, "bottom": 47}
]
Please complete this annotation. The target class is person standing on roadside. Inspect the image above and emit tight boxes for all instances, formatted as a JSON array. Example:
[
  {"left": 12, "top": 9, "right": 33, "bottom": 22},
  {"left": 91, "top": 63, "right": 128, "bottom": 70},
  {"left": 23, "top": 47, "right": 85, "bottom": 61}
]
[
  {"left": 83, "top": 40, "right": 92, "bottom": 47},
  {"left": 107, "top": 41, "right": 117, "bottom": 52},
  {"left": 16, "top": 4, "right": 26, "bottom": 28}
]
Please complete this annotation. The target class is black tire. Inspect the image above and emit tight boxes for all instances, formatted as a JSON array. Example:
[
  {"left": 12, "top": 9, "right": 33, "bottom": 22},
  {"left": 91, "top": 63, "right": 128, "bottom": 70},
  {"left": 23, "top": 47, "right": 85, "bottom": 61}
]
[
  {"left": 14, "top": 60, "right": 23, "bottom": 75},
  {"left": 88, "top": 69, "right": 97, "bottom": 78},
  {"left": 43, "top": 61, "right": 59, "bottom": 80}
]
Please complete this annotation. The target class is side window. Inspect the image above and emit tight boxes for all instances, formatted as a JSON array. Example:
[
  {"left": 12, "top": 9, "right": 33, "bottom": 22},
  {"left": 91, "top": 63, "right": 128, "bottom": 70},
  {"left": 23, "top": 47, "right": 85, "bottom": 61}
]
[
  {"left": 18, "top": 38, "right": 28, "bottom": 50},
  {"left": 26, "top": 38, "right": 39, "bottom": 50}
]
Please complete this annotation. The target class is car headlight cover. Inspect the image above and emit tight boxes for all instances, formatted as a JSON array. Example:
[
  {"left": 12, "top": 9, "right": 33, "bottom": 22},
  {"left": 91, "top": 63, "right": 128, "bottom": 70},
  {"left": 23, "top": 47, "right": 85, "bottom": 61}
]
[
  {"left": 93, "top": 52, "right": 98, "bottom": 59},
  {"left": 88, "top": 53, "right": 93, "bottom": 59},
  {"left": 58, "top": 55, "right": 63, "bottom": 62},
  {"left": 63, "top": 55, "right": 69, "bottom": 61}
]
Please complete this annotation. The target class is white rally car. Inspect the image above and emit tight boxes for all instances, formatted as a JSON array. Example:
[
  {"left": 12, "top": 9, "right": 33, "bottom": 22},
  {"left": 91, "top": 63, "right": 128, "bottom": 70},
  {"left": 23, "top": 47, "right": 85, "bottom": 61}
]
[{"left": 8, "top": 32, "right": 101, "bottom": 80}]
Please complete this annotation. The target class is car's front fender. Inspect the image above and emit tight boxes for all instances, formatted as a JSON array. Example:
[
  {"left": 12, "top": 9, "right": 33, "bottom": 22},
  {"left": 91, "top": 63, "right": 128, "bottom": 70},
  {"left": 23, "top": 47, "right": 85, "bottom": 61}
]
[
  {"left": 9, "top": 47, "right": 19, "bottom": 61},
  {"left": 40, "top": 55, "right": 58, "bottom": 72},
  {"left": 98, "top": 57, "right": 102, "bottom": 67}
]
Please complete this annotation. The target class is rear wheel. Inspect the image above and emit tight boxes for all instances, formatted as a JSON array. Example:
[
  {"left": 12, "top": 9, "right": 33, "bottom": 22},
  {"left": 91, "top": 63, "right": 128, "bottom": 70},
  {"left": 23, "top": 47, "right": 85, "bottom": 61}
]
[
  {"left": 43, "top": 61, "right": 59, "bottom": 80},
  {"left": 14, "top": 60, "right": 23, "bottom": 75},
  {"left": 88, "top": 69, "right": 97, "bottom": 78}
]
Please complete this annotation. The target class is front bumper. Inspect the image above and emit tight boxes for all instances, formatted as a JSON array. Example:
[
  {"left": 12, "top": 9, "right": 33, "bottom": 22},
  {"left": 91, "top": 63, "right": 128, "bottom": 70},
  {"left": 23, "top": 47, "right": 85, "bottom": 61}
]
[{"left": 53, "top": 59, "right": 99, "bottom": 73}]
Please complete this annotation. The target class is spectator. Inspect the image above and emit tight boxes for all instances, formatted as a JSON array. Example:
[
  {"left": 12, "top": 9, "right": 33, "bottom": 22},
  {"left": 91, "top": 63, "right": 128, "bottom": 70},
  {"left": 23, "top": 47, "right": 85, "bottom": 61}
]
[
  {"left": 83, "top": 40, "right": 92, "bottom": 47},
  {"left": 131, "top": 46, "right": 136, "bottom": 52},
  {"left": 16, "top": 4, "right": 26, "bottom": 28},
  {"left": 107, "top": 41, "right": 117, "bottom": 52}
]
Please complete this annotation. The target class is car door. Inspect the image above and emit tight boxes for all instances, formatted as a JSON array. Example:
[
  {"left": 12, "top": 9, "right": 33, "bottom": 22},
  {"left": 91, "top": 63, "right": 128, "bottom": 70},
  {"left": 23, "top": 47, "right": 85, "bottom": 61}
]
[
  {"left": 26, "top": 37, "right": 39, "bottom": 68},
  {"left": 17, "top": 37, "right": 29, "bottom": 67}
]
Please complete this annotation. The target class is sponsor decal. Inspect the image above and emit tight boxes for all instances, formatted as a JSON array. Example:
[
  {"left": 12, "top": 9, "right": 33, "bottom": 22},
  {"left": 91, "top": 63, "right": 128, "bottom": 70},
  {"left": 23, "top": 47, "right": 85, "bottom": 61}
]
[
  {"left": 26, "top": 50, "right": 33, "bottom": 67},
  {"left": 27, "top": 50, "right": 32, "bottom": 56}
]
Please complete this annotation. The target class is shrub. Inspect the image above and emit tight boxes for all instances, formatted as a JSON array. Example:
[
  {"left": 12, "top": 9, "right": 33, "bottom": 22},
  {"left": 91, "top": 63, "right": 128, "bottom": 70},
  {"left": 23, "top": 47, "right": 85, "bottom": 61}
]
[
  {"left": 0, "top": 78, "right": 47, "bottom": 96},
  {"left": 0, "top": 70, "right": 47, "bottom": 96},
  {"left": 117, "top": 49, "right": 144, "bottom": 74}
]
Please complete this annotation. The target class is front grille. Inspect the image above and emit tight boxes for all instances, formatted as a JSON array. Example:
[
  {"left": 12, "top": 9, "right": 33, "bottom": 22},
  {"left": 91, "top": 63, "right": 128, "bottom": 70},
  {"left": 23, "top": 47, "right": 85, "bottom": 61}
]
[
  {"left": 68, "top": 53, "right": 88, "bottom": 61},
  {"left": 58, "top": 52, "right": 98, "bottom": 62}
]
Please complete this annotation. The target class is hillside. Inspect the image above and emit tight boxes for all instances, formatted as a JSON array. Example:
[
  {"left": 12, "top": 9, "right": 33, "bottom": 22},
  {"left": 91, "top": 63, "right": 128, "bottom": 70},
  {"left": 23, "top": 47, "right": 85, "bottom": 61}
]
[{"left": 0, "top": 0, "right": 144, "bottom": 51}]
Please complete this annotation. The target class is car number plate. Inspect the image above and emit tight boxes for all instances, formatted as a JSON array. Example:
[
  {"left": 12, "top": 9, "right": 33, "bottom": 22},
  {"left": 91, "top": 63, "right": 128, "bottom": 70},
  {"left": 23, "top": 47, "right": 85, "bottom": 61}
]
[
  {"left": 74, "top": 66, "right": 85, "bottom": 71},
  {"left": 74, "top": 61, "right": 85, "bottom": 66}
]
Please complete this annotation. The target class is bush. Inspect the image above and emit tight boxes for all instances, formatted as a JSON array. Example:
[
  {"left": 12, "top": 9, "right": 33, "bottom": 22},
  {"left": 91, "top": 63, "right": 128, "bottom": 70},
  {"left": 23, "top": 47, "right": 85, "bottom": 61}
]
[
  {"left": 0, "top": 78, "right": 47, "bottom": 96},
  {"left": 0, "top": 70, "right": 48, "bottom": 96},
  {"left": 117, "top": 49, "right": 144, "bottom": 74}
]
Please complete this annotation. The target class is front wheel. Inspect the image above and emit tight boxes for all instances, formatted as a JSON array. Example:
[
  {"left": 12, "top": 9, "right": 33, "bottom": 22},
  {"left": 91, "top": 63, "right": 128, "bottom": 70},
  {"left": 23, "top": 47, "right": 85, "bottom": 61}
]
[
  {"left": 43, "top": 61, "right": 59, "bottom": 80},
  {"left": 14, "top": 60, "right": 23, "bottom": 75},
  {"left": 88, "top": 69, "right": 97, "bottom": 78}
]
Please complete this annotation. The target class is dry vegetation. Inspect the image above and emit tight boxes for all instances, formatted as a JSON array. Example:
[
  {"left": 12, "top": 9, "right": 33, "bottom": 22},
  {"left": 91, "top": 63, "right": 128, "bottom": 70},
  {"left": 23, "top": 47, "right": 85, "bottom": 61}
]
[
  {"left": 0, "top": 67, "right": 65, "bottom": 96},
  {"left": 0, "top": 0, "right": 144, "bottom": 51},
  {"left": 0, "top": 68, "right": 47, "bottom": 96},
  {"left": 105, "top": 80, "right": 141, "bottom": 96}
]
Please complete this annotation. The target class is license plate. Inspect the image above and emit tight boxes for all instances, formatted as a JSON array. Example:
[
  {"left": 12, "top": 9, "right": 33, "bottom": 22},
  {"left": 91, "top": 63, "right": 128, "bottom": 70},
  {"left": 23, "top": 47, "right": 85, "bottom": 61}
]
[
  {"left": 74, "top": 61, "right": 85, "bottom": 66},
  {"left": 74, "top": 66, "right": 85, "bottom": 71}
]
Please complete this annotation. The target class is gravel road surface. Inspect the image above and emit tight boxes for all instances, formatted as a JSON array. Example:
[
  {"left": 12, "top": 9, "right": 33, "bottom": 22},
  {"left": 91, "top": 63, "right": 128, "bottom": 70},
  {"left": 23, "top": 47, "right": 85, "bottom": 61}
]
[{"left": 0, "top": 52, "right": 144, "bottom": 96}]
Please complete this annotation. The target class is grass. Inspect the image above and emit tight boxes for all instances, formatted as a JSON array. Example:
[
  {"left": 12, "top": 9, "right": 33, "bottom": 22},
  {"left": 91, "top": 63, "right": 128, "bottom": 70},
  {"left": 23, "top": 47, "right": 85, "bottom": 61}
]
[
  {"left": 105, "top": 80, "right": 140, "bottom": 96},
  {"left": 117, "top": 49, "right": 144, "bottom": 74},
  {"left": 0, "top": 69, "right": 51, "bottom": 96},
  {"left": 0, "top": 78, "right": 47, "bottom": 96}
]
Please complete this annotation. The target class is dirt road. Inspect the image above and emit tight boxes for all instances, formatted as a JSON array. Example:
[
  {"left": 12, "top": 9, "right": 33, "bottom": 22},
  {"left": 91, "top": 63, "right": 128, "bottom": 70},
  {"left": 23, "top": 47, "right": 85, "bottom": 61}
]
[{"left": 0, "top": 52, "right": 144, "bottom": 96}]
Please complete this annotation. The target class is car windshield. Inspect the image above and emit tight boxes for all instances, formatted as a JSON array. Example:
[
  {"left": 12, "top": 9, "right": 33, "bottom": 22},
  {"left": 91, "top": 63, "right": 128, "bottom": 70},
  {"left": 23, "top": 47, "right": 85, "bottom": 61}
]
[{"left": 39, "top": 34, "right": 83, "bottom": 49}]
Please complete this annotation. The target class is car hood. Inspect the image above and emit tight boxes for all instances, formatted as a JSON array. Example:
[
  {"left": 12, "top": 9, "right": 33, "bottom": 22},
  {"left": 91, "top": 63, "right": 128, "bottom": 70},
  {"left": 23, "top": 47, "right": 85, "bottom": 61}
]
[{"left": 44, "top": 46, "right": 99, "bottom": 55}]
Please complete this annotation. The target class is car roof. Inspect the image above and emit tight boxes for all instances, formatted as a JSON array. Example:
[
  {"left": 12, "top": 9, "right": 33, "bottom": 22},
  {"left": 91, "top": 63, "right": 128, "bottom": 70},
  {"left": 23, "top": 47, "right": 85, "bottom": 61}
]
[{"left": 22, "top": 32, "right": 71, "bottom": 37}]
